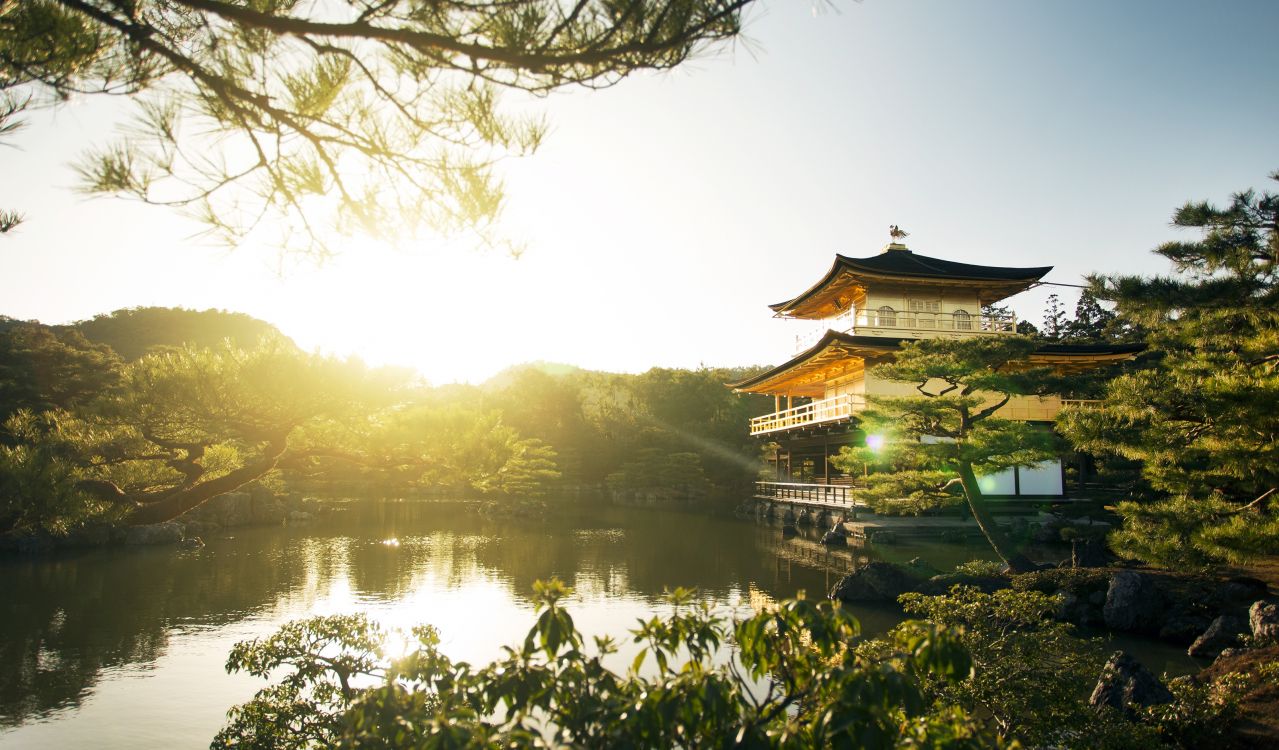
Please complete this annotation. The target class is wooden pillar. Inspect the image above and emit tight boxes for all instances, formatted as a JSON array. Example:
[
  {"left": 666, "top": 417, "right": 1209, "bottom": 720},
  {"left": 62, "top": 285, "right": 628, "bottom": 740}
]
[
  {"left": 774, "top": 394, "right": 781, "bottom": 412},
  {"left": 823, "top": 439, "right": 830, "bottom": 483},
  {"left": 786, "top": 394, "right": 794, "bottom": 410}
]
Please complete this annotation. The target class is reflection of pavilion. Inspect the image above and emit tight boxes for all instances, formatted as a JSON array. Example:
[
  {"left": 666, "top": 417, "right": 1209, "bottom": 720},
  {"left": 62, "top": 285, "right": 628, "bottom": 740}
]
[{"left": 729, "top": 239, "right": 1141, "bottom": 499}]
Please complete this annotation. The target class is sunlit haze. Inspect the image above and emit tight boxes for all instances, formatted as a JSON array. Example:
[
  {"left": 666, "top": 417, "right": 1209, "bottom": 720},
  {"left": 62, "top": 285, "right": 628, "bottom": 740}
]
[{"left": 2, "top": 0, "right": 1277, "bottom": 384}]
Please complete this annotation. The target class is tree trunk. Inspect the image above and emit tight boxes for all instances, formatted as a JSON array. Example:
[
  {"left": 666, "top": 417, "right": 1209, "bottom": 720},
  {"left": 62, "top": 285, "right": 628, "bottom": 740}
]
[
  {"left": 956, "top": 461, "right": 1036, "bottom": 573},
  {"left": 125, "top": 437, "right": 288, "bottom": 526}
]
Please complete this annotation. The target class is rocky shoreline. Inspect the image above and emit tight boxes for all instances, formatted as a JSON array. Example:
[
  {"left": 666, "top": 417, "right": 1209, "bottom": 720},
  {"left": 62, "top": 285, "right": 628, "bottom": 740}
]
[{"left": 830, "top": 561, "right": 1276, "bottom": 657}]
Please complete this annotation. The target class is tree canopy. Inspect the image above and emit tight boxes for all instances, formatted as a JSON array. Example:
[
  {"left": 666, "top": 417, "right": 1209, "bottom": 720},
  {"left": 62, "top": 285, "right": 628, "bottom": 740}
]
[
  {"left": 1, "top": 0, "right": 751, "bottom": 254},
  {"left": 1058, "top": 171, "right": 1279, "bottom": 567}
]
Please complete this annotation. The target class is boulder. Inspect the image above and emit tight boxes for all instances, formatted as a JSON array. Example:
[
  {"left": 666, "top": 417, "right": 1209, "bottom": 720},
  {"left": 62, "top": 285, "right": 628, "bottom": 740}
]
[
  {"left": 124, "top": 522, "right": 184, "bottom": 546},
  {"left": 1089, "top": 651, "right": 1173, "bottom": 714},
  {"left": 201, "top": 491, "right": 254, "bottom": 527},
  {"left": 287, "top": 510, "right": 315, "bottom": 524},
  {"left": 830, "top": 562, "right": 917, "bottom": 603},
  {"left": 1054, "top": 590, "right": 1105, "bottom": 627},
  {"left": 1249, "top": 600, "right": 1279, "bottom": 643},
  {"left": 250, "top": 493, "right": 286, "bottom": 525},
  {"left": 1103, "top": 571, "right": 1164, "bottom": 632},
  {"left": 820, "top": 529, "right": 848, "bottom": 547},
  {"left": 1187, "top": 615, "right": 1248, "bottom": 658}
]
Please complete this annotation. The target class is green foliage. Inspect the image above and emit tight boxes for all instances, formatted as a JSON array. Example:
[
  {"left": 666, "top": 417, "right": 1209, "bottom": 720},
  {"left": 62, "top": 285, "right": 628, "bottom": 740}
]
[
  {"left": 214, "top": 615, "right": 413, "bottom": 749},
  {"left": 1106, "top": 494, "right": 1279, "bottom": 569},
  {"left": 484, "top": 364, "right": 773, "bottom": 501},
  {"left": 605, "top": 448, "right": 710, "bottom": 502},
  {"left": 0, "top": 410, "right": 121, "bottom": 535},
  {"left": 885, "top": 587, "right": 1155, "bottom": 748},
  {"left": 1059, "top": 171, "right": 1279, "bottom": 567},
  {"left": 1142, "top": 673, "right": 1248, "bottom": 749},
  {"left": 219, "top": 581, "right": 1002, "bottom": 748},
  {"left": 3, "top": 0, "right": 748, "bottom": 255},
  {"left": 952, "top": 560, "right": 1005, "bottom": 578},
  {"left": 0, "top": 322, "right": 123, "bottom": 423}
]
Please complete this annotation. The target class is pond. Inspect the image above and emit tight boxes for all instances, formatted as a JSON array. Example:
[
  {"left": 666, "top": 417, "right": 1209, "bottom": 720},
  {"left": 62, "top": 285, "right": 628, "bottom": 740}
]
[{"left": 0, "top": 499, "right": 1197, "bottom": 749}]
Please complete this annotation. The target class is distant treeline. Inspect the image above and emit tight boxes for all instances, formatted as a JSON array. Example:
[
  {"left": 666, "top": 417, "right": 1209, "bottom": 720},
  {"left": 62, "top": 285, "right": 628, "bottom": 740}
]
[{"left": 0, "top": 308, "right": 776, "bottom": 517}]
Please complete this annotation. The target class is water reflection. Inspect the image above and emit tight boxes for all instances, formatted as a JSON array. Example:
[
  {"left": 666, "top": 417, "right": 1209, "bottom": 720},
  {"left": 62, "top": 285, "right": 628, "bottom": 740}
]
[{"left": 0, "top": 499, "right": 1016, "bottom": 748}]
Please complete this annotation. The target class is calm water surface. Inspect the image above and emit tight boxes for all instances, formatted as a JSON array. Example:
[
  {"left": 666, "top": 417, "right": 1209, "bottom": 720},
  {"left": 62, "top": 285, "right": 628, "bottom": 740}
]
[{"left": 0, "top": 499, "right": 1196, "bottom": 748}]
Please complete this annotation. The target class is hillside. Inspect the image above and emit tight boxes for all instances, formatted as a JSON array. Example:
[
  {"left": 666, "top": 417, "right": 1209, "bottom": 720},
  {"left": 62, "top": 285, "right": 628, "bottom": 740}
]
[{"left": 66, "top": 307, "right": 293, "bottom": 361}]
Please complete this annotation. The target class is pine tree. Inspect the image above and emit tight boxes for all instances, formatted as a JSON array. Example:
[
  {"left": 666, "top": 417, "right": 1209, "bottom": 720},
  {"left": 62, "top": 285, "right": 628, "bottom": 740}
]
[
  {"left": 832, "top": 337, "right": 1063, "bottom": 573},
  {"left": 1041, "top": 294, "right": 1067, "bottom": 341},
  {"left": 1060, "top": 290, "right": 1117, "bottom": 342},
  {"left": 1059, "top": 171, "right": 1279, "bottom": 567}
]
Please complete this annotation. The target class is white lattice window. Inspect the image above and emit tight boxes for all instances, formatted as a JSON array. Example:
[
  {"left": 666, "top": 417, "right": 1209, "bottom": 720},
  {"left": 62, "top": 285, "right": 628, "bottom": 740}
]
[
  {"left": 954, "top": 309, "right": 972, "bottom": 330},
  {"left": 907, "top": 299, "right": 941, "bottom": 312},
  {"left": 876, "top": 306, "right": 896, "bottom": 327}
]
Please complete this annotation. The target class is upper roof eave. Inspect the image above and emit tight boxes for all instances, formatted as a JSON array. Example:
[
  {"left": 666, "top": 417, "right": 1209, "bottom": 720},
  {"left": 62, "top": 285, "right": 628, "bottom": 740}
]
[
  {"left": 727, "top": 331, "right": 907, "bottom": 392},
  {"left": 768, "top": 252, "right": 1054, "bottom": 315},
  {"left": 727, "top": 335, "right": 1147, "bottom": 393}
]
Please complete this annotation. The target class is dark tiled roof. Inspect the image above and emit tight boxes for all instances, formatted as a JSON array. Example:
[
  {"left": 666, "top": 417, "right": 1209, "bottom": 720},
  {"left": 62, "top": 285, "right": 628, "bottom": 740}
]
[
  {"left": 835, "top": 251, "right": 1053, "bottom": 282},
  {"left": 769, "top": 251, "right": 1053, "bottom": 313}
]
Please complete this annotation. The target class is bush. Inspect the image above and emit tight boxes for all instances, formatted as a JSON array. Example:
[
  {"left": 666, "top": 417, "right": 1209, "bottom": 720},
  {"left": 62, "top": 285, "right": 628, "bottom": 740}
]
[{"left": 216, "top": 581, "right": 1004, "bottom": 748}]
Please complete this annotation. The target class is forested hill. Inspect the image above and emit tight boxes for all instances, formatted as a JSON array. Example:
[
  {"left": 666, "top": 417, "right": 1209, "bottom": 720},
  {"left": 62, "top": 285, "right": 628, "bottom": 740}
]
[{"left": 64, "top": 307, "right": 292, "bottom": 361}]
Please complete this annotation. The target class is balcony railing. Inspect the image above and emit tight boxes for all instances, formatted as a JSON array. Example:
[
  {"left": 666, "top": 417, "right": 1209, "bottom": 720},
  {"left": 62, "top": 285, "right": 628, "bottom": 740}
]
[
  {"left": 749, "top": 393, "right": 865, "bottom": 436},
  {"left": 754, "top": 481, "right": 863, "bottom": 508},
  {"left": 794, "top": 309, "right": 1017, "bottom": 352}
]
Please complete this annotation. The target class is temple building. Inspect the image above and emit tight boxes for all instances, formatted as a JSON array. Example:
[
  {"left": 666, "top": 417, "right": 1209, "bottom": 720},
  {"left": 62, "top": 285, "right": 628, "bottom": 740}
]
[{"left": 728, "top": 238, "right": 1142, "bottom": 497}]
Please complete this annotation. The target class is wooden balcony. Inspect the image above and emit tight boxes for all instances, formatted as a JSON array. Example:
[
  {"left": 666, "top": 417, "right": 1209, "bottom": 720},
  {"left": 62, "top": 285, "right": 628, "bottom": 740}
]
[
  {"left": 749, "top": 393, "right": 865, "bottom": 436},
  {"left": 794, "top": 309, "right": 1017, "bottom": 352}
]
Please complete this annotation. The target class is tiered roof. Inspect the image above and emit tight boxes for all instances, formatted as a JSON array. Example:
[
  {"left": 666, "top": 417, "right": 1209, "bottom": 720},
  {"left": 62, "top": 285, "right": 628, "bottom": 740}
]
[{"left": 769, "top": 244, "right": 1053, "bottom": 319}]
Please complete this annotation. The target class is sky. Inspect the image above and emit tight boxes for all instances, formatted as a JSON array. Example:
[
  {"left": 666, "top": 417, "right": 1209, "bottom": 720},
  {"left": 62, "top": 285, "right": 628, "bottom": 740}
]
[{"left": 2, "top": 0, "right": 1277, "bottom": 384}]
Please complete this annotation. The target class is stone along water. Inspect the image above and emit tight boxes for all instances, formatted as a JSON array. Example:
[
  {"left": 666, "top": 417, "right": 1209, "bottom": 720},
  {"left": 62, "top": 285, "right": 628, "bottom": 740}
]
[{"left": 0, "top": 498, "right": 1191, "bottom": 748}]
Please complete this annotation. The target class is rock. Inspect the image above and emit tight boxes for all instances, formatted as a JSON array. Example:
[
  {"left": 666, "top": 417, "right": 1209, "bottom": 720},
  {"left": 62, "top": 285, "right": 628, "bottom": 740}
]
[
  {"left": 820, "top": 529, "right": 848, "bottom": 547},
  {"left": 1249, "top": 600, "right": 1279, "bottom": 643},
  {"left": 830, "top": 562, "right": 916, "bottom": 603},
  {"left": 124, "top": 522, "right": 184, "bottom": 546},
  {"left": 201, "top": 491, "right": 254, "bottom": 527},
  {"left": 1158, "top": 613, "right": 1214, "bottom": 645},
  {"left": 1103, "top": 571, "right": 1164, "bottom": 632},
  {"left": 781, "top": 523, "right": 798, "bottom": 538},
  {"left": 1187, "top": 615, "right": 1248, "bottom": 658},
  {"left": 1054, "top": 590, "right": 1104, "bottom": 627},
  {"left": 1214, "top": 647, "right": 1248, "bottom": 664},
  {"left": 178, "top": 536, "right": 205, "bottom": 550},
  {"left": 287, "top": 511, "right": 315, "bottom": 524},
  {"left": 1089, "top": 651, "right": 1174, "bottom": 714},
  {"left": 906, "top": 557, "right": 943, "bottom": 576},
  {"left": 250, "top": 493, "right": 286, "bottom": 525}
]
